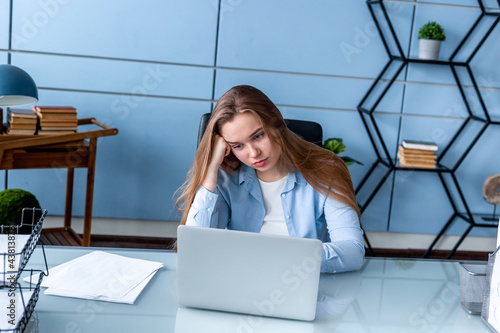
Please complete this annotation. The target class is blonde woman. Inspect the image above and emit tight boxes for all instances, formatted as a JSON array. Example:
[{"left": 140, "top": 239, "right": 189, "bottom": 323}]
[{"left": 177, "top": 85, "right": 364, "bottom": 273}]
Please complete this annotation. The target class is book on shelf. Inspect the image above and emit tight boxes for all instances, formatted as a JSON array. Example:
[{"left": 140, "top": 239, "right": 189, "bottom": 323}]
[
  {"left": 40, "top": 126, "right": 78, "bottom": 131},
  {"left": 32, "top": 106, "right": 79, "bottom": 132},
  {"left": 7, "top": 109, "right": 38, "bottom": 133},
  {"left": 7, "top": 108, "right": 38, "bottom": 119},
  {"left": 7, "top": 116, "right": 37, "bottom": 125},
  {"left": 37, "top": 130, "right": 77, "bottom": 135},
  {"left": 37, "top": 112, "right": 78, "bottom": 120},
  {"left": 4, "top": 127, "right": 36, "bottom": 135},
  {"left": 397, "top": 145, "right": 436, "bottom": 155},
  {"left": 399, "top": 159, "right": 436, "bottom": 169},
  {"left": 32, "top": 106, "right": 77, "bottom": 114},
  {"left": 40, "top": 120, "right": 78, "bottom": 129},
  {"left": 397, "top": 146, "right": 436, "bottom": 158},
  {"left": 401, "top": 140, "right": 438, "bottom": 151},
  {"left": 397, "top": 144, "right": 437, "bottom": 169},
  {"left": 7, "top": 122, "right": 37, "bottom": 130},
  {"left": 397, "top": 153, "right": 436, "bottom": 164}
]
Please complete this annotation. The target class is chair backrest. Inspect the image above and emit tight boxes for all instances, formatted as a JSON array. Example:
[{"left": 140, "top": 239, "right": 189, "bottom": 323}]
[{"left": 197, "top": 113, "right": 323, "bottom": 147}]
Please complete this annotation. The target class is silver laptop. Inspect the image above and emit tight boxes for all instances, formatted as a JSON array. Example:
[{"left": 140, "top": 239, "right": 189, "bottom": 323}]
[{"left": 176, "top": 225, "right": 323, "bottom": 321}]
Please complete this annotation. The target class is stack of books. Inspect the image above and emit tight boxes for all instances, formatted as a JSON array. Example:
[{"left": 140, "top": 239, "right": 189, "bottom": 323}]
[
  {"left": 5, "top": 109, "right": 37, "bottom": 135},
  {"left": 398, "top": 140, "right": 438, "bottom": 169},
  {"left": 32, "top": 106, "right": 78, "bottom": 135}
]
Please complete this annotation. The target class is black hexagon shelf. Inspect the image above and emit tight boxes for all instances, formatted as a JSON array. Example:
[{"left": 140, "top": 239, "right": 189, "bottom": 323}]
[{"left": 358, "top": 0, "right": 500, "bottom": 258}]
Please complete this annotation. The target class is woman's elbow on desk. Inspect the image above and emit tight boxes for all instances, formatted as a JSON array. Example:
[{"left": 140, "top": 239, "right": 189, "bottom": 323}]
[{"left": 321, "top": 240, "right": 365, "bottom": 274}]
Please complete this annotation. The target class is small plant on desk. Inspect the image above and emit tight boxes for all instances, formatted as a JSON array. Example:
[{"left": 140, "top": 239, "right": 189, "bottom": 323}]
[{"left": 0, "top": 189, "right": 41, "bottom": 233}]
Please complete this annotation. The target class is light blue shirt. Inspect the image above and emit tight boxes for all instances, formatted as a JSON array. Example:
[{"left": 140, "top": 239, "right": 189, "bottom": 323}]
[{"left": 187, "top": 165, "right": 365, "bottom": 273}]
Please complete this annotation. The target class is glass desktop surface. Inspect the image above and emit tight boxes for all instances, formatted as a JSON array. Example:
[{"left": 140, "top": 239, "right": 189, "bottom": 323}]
[{"left": 21, "top": 246, "right": 489, "bottom": 333}]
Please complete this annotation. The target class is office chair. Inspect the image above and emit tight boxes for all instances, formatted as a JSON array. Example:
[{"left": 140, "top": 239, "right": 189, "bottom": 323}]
[{"left": 197, "top": 113, "right": 323, "bottom": 147}]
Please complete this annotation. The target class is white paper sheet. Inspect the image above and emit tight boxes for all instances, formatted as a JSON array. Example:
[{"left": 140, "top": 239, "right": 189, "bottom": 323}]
[
  {"left": 0, "top": 289, "right": 33, "bottom": 330},
  {"left": 24, "top": 250, "right": 163, "bottom": 304},
  {"left": 0, "top": 234, "right": 30, "bottom": 279},
  {"left": 44, "top": 268, "right": 159, "bottom": 304}
]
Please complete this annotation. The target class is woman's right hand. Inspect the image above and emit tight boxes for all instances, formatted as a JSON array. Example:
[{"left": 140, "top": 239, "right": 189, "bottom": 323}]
[
  {"left": 203, "top": 135, "right": 230, "bottom": 191},
  {"left": 210, "top": 135, "right": 230, "bottom": 169}
]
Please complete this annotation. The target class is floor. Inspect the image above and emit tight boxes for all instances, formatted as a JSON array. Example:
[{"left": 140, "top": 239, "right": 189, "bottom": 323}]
[
  {"left": 40, "top": 229, "right": 176, "bottom": 250},
  {"left": 40, "top": 230, "right": 489, "bottom": 261}
]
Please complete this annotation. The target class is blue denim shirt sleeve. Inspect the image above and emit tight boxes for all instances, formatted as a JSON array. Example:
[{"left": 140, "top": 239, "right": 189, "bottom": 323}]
[
  {"left": 186, "top": 185, "right": 230, "bottom": 229},
  {"left": 320, "top": 196, "right": 365, "bottom": 273}
]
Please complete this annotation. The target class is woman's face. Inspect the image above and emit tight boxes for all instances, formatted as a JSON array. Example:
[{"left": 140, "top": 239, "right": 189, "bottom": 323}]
[{"left": 220, "top": 112, "right": 285, "bottom": 182}]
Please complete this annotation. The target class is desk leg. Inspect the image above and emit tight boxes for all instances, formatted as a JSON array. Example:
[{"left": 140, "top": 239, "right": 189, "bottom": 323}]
[
  {"left": 82, "top": 138, "right": 97, "bottom": 247},
  {"left": 64, "top": 168, "right": 75, "bottom": 229}
]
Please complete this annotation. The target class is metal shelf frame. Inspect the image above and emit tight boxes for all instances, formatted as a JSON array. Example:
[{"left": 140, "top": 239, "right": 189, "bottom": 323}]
[{"left": 357, "top": 0, "right": 500, "bottom": 258}]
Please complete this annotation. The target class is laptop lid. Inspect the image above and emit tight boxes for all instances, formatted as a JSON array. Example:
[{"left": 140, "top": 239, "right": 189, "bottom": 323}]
[{"left": 176, "top": 225, "right": 323, "bottom": 321}]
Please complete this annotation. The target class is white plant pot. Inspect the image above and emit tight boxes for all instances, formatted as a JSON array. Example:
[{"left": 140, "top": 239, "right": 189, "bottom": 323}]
[{"left": 418, "top": 39, "right": 442, "bottom": 60}]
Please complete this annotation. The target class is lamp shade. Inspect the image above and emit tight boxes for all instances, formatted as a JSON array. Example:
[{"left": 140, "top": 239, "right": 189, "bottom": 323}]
[{"left": 0, "top": 64, "right": 38, "bottom": 107}]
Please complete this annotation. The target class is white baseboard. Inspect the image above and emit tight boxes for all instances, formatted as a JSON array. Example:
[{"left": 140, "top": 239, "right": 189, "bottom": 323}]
[{"left": 43, "top": 216, "right": 497, "bottom": 253}]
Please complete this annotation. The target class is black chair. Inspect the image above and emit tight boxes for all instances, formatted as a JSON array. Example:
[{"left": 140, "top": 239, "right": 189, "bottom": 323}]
[{"left": 197, "top": 113, "right": 323, "bottom": 146}]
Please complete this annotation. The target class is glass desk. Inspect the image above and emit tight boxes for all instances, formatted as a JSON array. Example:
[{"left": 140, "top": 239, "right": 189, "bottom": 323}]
[{"left": 20, "top": 246, "right": 490, "bottom": 332}]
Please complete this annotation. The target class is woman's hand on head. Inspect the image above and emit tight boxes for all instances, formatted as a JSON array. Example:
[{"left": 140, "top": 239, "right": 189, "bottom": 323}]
[
  {"left": 210, "top": 135, "right": 230, "bottom": 169},
  {"left": 203, "top": 135, "right": 230, "bottom": 192}
]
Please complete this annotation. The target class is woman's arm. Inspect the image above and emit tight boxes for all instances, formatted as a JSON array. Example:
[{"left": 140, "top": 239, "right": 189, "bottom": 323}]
[
  {"left": 321, "top": 196, "right": 365, "bottom": 273},
  {"left": 186, "top": 134, "right": 231, "bottom": 228},
  {"left": 186, "top": 185, "right": 230, "bottom": 229},
  {"left": 202, "top": 135, "right": 230, "bottom": 191}
]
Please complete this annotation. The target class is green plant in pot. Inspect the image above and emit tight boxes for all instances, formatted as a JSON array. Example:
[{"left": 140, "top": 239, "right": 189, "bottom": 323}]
[
  {"left": 418, "top": 21, "right": 446, "bottom": 60},
  {"left": 0, "top": 189, "right": 42, "bottom": 233},
  {"left": 323, "top": 138, "right": 363, "bottom": 166}
]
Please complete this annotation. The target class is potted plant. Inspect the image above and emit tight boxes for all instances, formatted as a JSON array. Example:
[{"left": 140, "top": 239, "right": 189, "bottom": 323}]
[
  {"left": 0, "top": 189, "right": 41, "bottom": 233},
  {"left": 323, "top": 138, "right": 363, "bottom": 166},
  {"left": 418, "top": 21, "right": 446, "bottom": 60}
]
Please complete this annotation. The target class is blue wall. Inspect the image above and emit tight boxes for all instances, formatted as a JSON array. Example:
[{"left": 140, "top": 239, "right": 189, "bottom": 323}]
[{"left": 1, "top": 0, "right": 499, "bottom": 237}]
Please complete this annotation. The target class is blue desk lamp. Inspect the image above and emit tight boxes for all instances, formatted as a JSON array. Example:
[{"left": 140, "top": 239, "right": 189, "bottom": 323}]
[{"left": 0, "top": 64, "right": 38, "bottom": 107}]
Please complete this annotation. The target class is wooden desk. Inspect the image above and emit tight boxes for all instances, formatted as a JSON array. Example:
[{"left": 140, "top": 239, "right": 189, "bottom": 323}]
[{"left": 0, "top": 118, "right": 118, "bottom": 246}]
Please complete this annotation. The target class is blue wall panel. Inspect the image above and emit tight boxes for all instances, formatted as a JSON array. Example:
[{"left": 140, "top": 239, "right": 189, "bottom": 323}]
[
  {"left": 214, "top": 69, "right": 374, "bottom": 111},
  {"left": 406, "top": 63, "right": 457, "bottom": 85},
  {"left": 456, "top": 125, "right": 500, "bottom": 212},
  {"left": 358, "top": 168, "right": 394, "bottom": 232},
  {"left": 0, "top": 0, "right": 9, "bottom": 50},
  {"left": 471, "top": 25, "right": 500, "bottom": 91},
  {"left": 11, "top": 53, "right": 214, "bottom": 100},
  {"left": 389, "top": 172, "right": 454, "bottom": 234},
  {"left": 402, "top": 83, "right": 467, "bottom": 117},
  {"left": 11, "top": 0, "right": 218, "bottom": 66},
  {"left": 483, "top": 89, "right": 500, "bottom": 122},
  {"left": 216, "top": 0, "right": 387, "bottom": 78}
]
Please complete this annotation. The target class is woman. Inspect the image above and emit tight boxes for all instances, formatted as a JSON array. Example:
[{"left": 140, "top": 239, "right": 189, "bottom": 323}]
[{"left": 177, "top": 85, "right": 364, "bottom": 273}]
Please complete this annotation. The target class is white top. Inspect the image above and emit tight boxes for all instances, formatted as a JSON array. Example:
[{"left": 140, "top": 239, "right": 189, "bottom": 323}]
[{"left": 258, "top": 174, "right": 289, "bottom": 236}]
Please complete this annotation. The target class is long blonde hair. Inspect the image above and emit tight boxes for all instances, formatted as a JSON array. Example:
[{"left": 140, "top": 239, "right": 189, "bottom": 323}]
[{"left": 176, "top": 85, "right": 360, "bottom": 224}]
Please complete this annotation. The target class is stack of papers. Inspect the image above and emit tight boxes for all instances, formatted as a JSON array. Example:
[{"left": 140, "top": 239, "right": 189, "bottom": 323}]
[
  {"left": 0, "top": 289, "right": 33, "bottom": 330},
  {"left": 25, "top": 251, "right": 163, "bottom": 304},
  {"left": 1, "top": 234, "right": 31, "bottom": 283}
]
